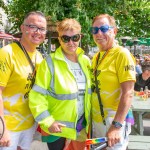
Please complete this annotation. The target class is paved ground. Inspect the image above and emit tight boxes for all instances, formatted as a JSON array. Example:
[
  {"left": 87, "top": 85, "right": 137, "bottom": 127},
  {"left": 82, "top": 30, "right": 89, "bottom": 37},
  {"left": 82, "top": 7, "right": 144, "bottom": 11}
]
[
  {"left": 30, "top": 132, "right": 48, "bottom": 150},
  {"left": 30, "top": 119, "right": 150, "bottom": 150}
]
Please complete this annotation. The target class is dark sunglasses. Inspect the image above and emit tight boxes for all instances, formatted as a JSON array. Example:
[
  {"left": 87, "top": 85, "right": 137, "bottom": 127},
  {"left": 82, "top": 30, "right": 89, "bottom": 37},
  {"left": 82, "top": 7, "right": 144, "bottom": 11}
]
[
  {"left": 90, "top": 25, "right": 113, "bottom": 34},
  {"left": 61, "top": 34, "right": 81, "bottom": 43}
]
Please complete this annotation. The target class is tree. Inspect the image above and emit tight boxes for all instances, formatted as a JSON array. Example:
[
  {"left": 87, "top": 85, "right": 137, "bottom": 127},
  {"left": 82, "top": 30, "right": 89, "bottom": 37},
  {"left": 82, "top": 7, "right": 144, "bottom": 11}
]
[
  {"left": 4, "top": 0, "right": 39, "bottom": 33},
  {"left": 4, "top": 0, "right": 150, "bottom": 48},
  {"left": 0, "top": 0, "right": 7, "bottom": 25},
  {"left": 0, "top": 0, "right": 6, "bottom": 9}
]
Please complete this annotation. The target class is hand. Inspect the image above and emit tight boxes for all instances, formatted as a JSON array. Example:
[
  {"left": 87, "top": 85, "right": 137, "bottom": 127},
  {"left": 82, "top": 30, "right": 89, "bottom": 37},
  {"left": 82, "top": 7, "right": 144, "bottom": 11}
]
[
  {"left": 106, "top": 125, "right": 121, "bottom": 147},
  {"left": 0, "top": 129, "right": 10, "bottom": 147},
  {"left": 48, "top": 122, "right": 66, "bottom": 133}
]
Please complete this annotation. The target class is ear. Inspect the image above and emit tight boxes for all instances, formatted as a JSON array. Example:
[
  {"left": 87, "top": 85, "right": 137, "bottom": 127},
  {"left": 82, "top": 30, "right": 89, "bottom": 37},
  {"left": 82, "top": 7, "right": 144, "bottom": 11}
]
[
  {"left": 20, "top": 24, "right": 24, "bottom": 33},
  {"left": 114, "top": 27, "right": 118, "bottom": 35},
  {"left": 111, "top": 28, "right": 117, "bottom": 38}
]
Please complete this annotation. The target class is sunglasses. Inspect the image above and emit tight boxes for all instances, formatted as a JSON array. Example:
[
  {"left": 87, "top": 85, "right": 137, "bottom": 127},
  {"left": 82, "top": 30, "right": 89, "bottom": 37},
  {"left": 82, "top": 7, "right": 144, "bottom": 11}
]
[
  {"left": 60, "top": 34, "right": 81, "bottom": 43},
  {"left": 90, "top": 25, "right": 113, "bottom": 34}
]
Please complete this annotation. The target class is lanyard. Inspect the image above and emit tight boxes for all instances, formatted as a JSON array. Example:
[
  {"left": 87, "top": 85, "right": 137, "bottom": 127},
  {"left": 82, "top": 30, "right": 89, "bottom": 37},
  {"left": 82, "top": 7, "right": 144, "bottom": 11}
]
[
  {"left": 94, "top": 49, "right": 110, "bottom": 75},
  {"left": 93, "top": 48, "right": 112, "bottom": 125},
  {"left": 16, "top": 41, "right": 37, "bottom": 77}
]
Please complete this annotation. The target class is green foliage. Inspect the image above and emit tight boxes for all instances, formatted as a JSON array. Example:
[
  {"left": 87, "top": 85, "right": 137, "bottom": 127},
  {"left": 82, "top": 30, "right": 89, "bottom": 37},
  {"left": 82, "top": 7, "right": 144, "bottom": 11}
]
[
  {"left": 5, "top": 0, "right": 42, "bottom": 33},
  {"left": 3, "top": 0, "right": 150, "bottom": 47},
  {"left": 0, "top": 0, "right": 6, "bottom": 26},
  {"left": 0, "top": 0, "right": 6, "bottom": 9}
]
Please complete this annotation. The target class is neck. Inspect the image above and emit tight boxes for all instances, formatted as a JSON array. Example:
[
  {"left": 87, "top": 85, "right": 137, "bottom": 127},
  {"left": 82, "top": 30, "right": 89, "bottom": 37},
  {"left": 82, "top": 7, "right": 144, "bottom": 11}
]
[
  {"left": 20, "top": 39, "right": 37, "bottom": 52},
  {"left": 99, "top": 46, "right": 113, "bottom": 52},
  {"left": 99, "top": 43, "right": 115, "bottom": 52},
  {"left": 63, "top": 51, "right": 77, "bottom": 62}
]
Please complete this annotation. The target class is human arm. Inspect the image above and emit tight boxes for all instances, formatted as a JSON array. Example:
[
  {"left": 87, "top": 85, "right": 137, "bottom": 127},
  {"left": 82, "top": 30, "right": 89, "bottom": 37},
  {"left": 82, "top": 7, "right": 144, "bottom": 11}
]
[
  {"left": 0, "top": 86, "right": 10, "bottom": 147},
  {"left": 106, "top": 80, "right": 134, "bottom": 147},
  {"left": 29, "top": 58, "right": 65, "bottom": 134}
]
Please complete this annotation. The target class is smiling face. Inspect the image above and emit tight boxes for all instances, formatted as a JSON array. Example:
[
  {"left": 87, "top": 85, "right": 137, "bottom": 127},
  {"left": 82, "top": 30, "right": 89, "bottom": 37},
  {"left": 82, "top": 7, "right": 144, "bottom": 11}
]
[
  {"left": 21, "top": 14, "right": 47, "bottom": 48},
  {"left": 92, "top": 17, "right": 117, "bottom": 51}
]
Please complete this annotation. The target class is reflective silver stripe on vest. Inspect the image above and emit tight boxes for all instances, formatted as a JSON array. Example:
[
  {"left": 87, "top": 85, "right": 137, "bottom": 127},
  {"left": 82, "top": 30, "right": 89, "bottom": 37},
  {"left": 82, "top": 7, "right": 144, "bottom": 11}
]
[
  {"left": 46, "top": 55, "right": 55, "bottom": 93},
  {"left": 48, "top": 92, "right": 78, "bottom": 100},
  {"left": 35, "top": 110, "right": 50, "bottom": 122},
  {"left": 56, "top": 121, "right": 75, "bottom": 129},
  {"left": 32, "top": 84, "right": 49, "bottom": 95},
  {"left": 88, "top": 88, "right": 92, "bottom": 94},
  {"left": 32, "top": 84, "right": 78, "bottom": 100}
]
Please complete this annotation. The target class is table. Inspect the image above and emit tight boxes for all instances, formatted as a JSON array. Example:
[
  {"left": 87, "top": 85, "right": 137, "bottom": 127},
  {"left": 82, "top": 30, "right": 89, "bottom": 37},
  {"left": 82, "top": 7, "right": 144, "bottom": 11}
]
[
  {"left": 128, "top": 135, "right": 150, "bottom": 149},
  {"left": 131, "top": 97, "right": 150, "bottom": 135}
]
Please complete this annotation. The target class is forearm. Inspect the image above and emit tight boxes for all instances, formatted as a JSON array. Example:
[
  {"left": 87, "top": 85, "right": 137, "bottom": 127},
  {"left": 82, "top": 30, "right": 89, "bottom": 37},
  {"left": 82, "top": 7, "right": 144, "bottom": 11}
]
[
  {"left": 114, "top": 92, "right": 133, "bottom": 124},
  {"left": 0, "top": 98, "right": 4, "bottom": 117},
  {"left": 107, "top": 90, "right": 133, "bottom": 147},
  {"left": 29, "top": 90, "right": 54, "bottom": 133},
  {"left": 0, "top": 88, "right": 7, "bottom": 130},
  {"left": 114, "top": 80, "right": 135, "bottom": 124},
  {"left": 0, "top": 88, "right": 4, "bottom": 117}
]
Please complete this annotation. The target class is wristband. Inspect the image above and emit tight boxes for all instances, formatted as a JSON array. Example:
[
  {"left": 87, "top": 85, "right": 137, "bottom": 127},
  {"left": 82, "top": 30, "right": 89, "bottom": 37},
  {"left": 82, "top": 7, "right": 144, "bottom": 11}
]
[{"left": 112, "top": 121, "right": 122, "bottom": 128}]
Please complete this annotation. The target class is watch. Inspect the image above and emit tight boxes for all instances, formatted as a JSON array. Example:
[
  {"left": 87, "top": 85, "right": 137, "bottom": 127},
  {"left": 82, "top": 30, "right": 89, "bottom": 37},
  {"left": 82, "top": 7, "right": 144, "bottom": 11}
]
[{"left": 112, "top": 121, "right": 122, "bottom": 128}]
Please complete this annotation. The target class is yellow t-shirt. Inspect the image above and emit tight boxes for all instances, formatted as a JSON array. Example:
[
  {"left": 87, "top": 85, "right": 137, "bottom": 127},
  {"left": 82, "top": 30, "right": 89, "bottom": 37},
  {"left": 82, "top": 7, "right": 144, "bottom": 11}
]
[
  {"left": 0, "top": 42, "right": 43, "bottom": 131},
  {"left": 91, "top": 46, "right": 136, "bottom": 123}
]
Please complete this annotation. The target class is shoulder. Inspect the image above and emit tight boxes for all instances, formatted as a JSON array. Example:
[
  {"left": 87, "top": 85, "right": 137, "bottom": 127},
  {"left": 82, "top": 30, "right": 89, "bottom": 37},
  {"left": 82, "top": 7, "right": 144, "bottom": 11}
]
[
  {"left": 113, "top": 46, "right": 131, "bottom": 56},
  {"left": 113, "top": 46, "right": 135, "bottom": 62},
  {"left": 0, "top": 42, "right": 20, "bottom": 54},
  {"left": 36, "top": 50, "right": 44, "bottom": 59},
  {"left": 92, "top": 52, "right": 99, "bottom": 62},
  {"left": 82, "top": 54, "right": 91, "bottom": 62},
  {"left": 0, "top": 43, "right": 14, "bottom": 57}
]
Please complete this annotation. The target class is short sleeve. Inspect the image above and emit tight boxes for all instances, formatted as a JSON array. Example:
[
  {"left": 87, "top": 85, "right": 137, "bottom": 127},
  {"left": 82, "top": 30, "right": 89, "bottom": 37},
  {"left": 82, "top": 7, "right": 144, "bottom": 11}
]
[
  {"left": 115, "top": 49, "right": 136, "bottom": 83},
  {"left": 0, "top": 46, "right": 13, "bottom": 87}
]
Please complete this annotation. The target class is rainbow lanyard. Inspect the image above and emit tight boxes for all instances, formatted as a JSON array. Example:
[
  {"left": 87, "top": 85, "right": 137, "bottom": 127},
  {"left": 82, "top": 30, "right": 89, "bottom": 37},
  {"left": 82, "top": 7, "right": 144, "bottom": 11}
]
[{"left": 86, "top": 137, "right": 107, "bottom": 145}]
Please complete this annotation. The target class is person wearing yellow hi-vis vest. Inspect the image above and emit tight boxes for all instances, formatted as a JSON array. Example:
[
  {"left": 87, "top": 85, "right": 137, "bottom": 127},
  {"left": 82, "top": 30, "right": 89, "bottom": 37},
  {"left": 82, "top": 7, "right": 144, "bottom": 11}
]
[{"left": 29, "top": 18, "right": 91, "bottom": 150}]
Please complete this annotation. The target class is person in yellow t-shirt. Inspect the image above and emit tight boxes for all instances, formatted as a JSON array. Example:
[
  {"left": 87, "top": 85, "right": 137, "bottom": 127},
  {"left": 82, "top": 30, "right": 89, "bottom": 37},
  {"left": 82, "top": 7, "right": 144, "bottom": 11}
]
[
  {"left": 90, "top": 14, "right": 136, "bottom": 150},
  {"left": 0, "top": 11, "right": 47, "bottom": 150}
]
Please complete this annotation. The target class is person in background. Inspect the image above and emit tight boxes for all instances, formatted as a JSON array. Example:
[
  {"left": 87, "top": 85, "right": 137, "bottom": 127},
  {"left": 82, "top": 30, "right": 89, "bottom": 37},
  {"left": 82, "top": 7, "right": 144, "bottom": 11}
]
[
  {"left": 135, "top": 58, "right": 142, "bottom": 75},
  {"left": 134, "top": 61, "right": 150, "bottom": 97},
  {"left": 29, "top": 18, "right": 91, "bottom": 150},
  {"left": 90, "top": 14, "right": 136, "bottom": 149},
  {"left": 0, "top": 11, "right": 47, "bottom": 150}
]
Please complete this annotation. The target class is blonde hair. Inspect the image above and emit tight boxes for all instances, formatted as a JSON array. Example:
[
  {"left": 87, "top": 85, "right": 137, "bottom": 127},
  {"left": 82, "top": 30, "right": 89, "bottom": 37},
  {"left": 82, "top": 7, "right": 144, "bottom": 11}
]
[
  {"left": 57, "top": 18, "right": 81, "bottom": 34},
  {"left": 92, "top": 14, "right": 117, "bottom": 28}
]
